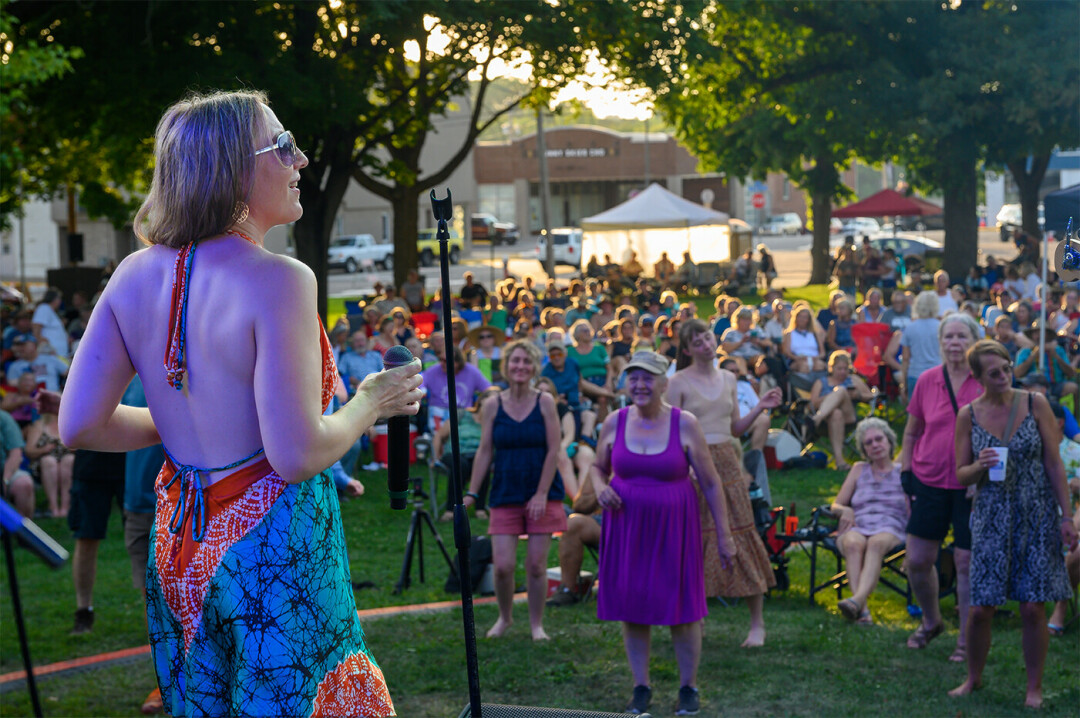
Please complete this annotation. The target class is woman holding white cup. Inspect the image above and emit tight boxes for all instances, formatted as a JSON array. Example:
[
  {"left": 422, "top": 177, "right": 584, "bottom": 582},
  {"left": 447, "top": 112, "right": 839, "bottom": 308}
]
[{"left": 951, "top": 339, "right": 1078, "bottom": 708}]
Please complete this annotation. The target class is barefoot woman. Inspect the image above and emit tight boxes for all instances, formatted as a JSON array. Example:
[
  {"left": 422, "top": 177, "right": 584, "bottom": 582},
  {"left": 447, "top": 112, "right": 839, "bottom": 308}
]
[
  {"left": 667, "top": 320, "right": 782, "bottom": 647},
  {"left": 59, "top": 91, "right": 422, "bottom": 716},
  {"left": 950, "top": 340, "right": 1077, "bottom": 708}
]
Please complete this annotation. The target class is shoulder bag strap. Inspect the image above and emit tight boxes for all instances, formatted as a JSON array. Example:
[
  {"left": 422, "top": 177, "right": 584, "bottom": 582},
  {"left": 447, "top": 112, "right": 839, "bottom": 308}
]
[{"left": 942, "top": 367, "right": 960, "bottom": 415}]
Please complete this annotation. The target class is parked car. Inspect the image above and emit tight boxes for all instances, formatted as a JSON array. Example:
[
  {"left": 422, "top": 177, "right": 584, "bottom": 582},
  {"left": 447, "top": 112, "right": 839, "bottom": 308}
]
[
  {"left": 996, "top": 203, "right": 1022, "bottom": 242},
  {"left": 327, "top": 234, "right": 392, "bottom": 273},
  {"left": 471, "top": 213, "right": 520, "bottom": 245},
  {"left": 870, "top": 235, "right": 944, "bottom": 273},
  {"left": 417, "top": 228, "right": 463, "bottom": 267},
  {"left": 761, "top": 212, "right": 804, "bottom": 235},
  {"left": 893, "top": 214, "right": 945, "bottom": 232},
  {"left": 535, "top": 227, "right": 583, "bottom": 268},
  {"left": 839, "top": 217, "right": 881, "bottom": 236}
]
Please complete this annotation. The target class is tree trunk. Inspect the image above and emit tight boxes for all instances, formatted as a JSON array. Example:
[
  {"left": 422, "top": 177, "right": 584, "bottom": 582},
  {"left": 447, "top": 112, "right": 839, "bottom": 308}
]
[
  {"left": 942, "top": 148, "right": 979, "bottom": 283},
  {"left": 391, "top": 189, "right": 421, "bottom": 289},
  {"left": 1007, "top": 154, "right": 1050, "bottom": 239},
  {"left": 809, "top": 189, "right": 833, "bottom": 284}
]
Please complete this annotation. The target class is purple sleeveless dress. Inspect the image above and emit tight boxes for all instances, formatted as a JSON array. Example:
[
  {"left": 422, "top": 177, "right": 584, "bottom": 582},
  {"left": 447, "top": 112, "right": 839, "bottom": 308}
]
[{"left": 597, "top": 407, "right": 707, "bottom": 625}]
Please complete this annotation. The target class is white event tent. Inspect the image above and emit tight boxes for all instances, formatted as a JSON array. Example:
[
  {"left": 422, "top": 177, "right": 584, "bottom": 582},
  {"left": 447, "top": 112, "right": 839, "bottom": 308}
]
[{"left": 580, "top": 183, "right": 734, "bottom": 274}]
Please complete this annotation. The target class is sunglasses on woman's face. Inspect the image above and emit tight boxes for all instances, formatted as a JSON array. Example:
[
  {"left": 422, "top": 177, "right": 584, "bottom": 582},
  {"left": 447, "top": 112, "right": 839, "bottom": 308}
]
[
  {"left": 254, "top": 130, "right": 301, "bottom": 167},
  {"left": 479, "top": 334, "right": 494, "bottom": 340}
]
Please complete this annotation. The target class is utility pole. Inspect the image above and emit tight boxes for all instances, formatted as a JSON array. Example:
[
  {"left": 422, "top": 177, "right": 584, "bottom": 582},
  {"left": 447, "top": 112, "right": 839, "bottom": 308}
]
[
  {"left": 537, "top": 108, "right": 554, "bottom": 278},
  {"left": 643, "top": 116, "right": 650, "bottom": 188}
]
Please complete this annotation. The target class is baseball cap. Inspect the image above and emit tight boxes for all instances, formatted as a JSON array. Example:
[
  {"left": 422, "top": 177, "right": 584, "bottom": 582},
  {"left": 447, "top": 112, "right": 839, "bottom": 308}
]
[
  {"left": 546, "top": 331, "right": 567, "bottom": 353},
  {"left": 638, "top": 313, "right": 655, "bottom": 326},
  {"left": 624, "top": 351, "right": 670, "bottom": 376}
]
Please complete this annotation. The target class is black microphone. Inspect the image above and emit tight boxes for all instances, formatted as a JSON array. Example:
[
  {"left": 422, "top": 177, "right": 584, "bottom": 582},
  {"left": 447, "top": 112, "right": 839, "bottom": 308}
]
[{"left": 383, "top": 345, "right": 414, "bottom": 510}]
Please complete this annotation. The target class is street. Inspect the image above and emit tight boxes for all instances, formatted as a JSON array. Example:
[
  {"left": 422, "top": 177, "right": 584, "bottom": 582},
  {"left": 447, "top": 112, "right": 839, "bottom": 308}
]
[{"left": 328, "top": 227, "right": 1019, "bottom": 299}]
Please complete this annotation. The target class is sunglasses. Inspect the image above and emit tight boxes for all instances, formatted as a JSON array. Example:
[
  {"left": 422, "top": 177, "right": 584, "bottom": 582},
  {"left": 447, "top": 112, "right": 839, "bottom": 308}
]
[
  {"left": 254, "top": 130, "right": 301, "bottom": 167},
  {"left": 985, "top": 364, "right": 1013, "bottom": 380},
  {"left": 478, "top": 334, "right": 494, "bottom": 340}
]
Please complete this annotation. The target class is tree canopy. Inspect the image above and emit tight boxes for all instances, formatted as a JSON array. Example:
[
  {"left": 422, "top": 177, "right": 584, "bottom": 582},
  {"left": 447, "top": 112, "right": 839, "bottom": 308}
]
[{"left": 4, "top": 0, "right": 620, "bottom": 318}]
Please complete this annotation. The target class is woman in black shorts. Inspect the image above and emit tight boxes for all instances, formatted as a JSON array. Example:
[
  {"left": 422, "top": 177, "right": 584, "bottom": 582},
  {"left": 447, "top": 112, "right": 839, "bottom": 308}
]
[{"left": 898, "top": 313, "right": 982, "bottom": 661}]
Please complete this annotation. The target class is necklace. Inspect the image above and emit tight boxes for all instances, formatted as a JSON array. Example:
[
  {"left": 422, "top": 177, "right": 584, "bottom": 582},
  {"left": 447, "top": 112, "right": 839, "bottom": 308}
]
[{"left": 233, "top": 230, "right": 257, "bottom": 246}]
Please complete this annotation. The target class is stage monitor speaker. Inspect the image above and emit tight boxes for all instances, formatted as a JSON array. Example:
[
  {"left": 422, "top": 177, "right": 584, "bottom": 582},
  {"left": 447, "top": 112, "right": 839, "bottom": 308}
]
[
  {"left": 67, "top": 233, "right": 84, "bottom": 263},
  {"left": 458, "top": 705, "right": 649, "bottom": 718}
]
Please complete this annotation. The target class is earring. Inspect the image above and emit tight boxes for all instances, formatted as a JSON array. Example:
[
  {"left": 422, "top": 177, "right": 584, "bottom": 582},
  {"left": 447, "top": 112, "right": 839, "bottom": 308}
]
[{"left": 233, "top": 201, "right": 249, "bottom": 225}]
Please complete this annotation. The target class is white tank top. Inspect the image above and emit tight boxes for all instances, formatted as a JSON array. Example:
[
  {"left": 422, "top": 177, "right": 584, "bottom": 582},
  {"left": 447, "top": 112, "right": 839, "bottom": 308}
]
[{"left": 789, "top": 329, "right": 819, "bottom": 357}]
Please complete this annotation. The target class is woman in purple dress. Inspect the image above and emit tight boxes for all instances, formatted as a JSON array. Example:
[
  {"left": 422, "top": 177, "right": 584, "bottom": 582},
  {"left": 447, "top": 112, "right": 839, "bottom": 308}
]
[{"left": 591, "top": 351, "right": 734, "bottom": 716}]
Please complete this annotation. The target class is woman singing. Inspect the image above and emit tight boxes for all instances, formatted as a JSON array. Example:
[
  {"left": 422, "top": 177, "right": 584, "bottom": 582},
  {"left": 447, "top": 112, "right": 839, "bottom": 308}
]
[{"left": 58, "top": 90, "right": 421, "bottom": 717}]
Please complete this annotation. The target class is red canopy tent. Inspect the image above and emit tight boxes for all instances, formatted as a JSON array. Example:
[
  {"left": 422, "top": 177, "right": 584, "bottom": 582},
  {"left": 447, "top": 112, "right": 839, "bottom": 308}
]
[{"left": 833, "top": 189, "right": 942, "bottom": 218}]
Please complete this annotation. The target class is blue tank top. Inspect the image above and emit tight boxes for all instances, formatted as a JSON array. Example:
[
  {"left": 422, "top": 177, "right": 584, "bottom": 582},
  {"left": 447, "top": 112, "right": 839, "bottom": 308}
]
[{"left": 488, "top": 393, "right": 563, "bottom": 507}]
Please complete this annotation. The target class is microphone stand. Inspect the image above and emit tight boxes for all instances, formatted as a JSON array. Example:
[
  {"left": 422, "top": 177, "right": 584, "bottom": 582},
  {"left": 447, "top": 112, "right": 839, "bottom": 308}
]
[{"left": 430, "top": 188, "right": 483, "bottom": 717}]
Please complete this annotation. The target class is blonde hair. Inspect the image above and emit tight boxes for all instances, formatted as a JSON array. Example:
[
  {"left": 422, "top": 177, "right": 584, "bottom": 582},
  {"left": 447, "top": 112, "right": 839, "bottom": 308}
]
[
  {"left": 828, "top": 349, "right": 852, "bottom": 373},
  {"left": 135, "top": 90, "right": 269, "bottom": 248},
  {"left": 787, "top": 300, "right": 814, "bottom": 333},
  {"left": 912, "top": 291, "right": 940, "bottom": 320},
  {"left": 503, "top": 339, "right": 542, "bottom": 379}
]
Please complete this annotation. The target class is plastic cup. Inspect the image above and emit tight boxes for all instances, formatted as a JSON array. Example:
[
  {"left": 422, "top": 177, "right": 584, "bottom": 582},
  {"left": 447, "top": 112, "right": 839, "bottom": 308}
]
[{"left": 988, "top": 447, "right": 1008, "bottom": 482}]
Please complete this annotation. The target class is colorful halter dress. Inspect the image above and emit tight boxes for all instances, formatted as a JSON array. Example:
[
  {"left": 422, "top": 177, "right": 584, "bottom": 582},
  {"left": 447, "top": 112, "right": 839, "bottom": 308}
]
[{"left": 145, "top": 234, "right": 394, "bottom": 717}]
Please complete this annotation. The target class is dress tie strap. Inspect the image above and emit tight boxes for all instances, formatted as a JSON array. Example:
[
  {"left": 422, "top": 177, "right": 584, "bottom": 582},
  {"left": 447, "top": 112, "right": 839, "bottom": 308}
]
[
  {"left": 162, "top": 445, "right": 266, "bottom": 542},
  {"left": 164, "top": 242, "right": 197, "bottom": 391}
]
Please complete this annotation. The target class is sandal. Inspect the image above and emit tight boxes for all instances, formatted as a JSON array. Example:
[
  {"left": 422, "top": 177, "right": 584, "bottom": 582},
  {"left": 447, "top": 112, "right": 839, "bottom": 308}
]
[
  {"left": 856, "top": 609, "right": 874, "bottom": 625},
  {"left": 838, "top": 598, "right": 861, "bottom": 621},
  {"left": 906, "top": 621, "right": 944, "bottom": 649},
  {"left": 1048, "top": 623, "right": 1065, "bottom": 637},
  {"left": 948, "top": 645, "right": 967, "bottom": 663}
]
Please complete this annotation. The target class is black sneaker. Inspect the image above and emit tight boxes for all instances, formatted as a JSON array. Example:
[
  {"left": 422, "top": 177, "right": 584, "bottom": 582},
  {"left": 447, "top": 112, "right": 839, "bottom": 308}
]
[
  {"left": 71, "top": 607, "right": 94, "bottom": 636},
  {"left": 675, "top": 685, "right": 700, "bottom": 715},
  {"left": 625, "top": 685, "right": 651, "bottom": 715},
  {"left": 546, "top": 586, "right": 580, "bottom": 607}
]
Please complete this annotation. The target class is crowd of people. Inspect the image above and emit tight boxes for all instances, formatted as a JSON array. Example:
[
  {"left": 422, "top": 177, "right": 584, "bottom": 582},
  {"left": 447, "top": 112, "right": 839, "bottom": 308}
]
[{"left": 2, "top": 105, "right": 1077, "bottom": 713}]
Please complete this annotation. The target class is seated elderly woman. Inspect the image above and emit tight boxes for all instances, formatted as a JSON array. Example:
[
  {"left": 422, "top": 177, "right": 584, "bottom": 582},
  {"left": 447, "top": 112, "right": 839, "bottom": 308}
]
[
  {"left": 830, "top": 418, "right": 909, "bottom": 624},
  {"left": 810, "top": 350, "right": 875, "bottom": 471}
]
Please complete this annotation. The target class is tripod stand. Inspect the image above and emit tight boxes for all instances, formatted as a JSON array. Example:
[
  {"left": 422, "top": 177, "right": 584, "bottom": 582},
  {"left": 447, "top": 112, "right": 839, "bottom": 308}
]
[{"left": 393, "top": 476, "right": 457, "bottom": 594}]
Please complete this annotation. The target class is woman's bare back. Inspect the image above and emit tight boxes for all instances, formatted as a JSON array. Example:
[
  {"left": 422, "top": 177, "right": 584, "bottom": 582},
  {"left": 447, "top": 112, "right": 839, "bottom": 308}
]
[{"left": 105, "top": 236, "right": 320, "bottom": 481}]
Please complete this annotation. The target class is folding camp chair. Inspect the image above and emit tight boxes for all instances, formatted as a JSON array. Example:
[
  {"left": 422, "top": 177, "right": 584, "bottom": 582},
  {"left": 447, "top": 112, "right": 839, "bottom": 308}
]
[{"left": 804, "top": 505, "right": 955, "bottom": 616}]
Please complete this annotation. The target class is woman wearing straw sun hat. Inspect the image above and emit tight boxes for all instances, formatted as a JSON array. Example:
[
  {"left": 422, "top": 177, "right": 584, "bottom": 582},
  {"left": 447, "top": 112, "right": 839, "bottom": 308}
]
[{"left": 468, "top": 325, "right": 505, "bottom": 384}]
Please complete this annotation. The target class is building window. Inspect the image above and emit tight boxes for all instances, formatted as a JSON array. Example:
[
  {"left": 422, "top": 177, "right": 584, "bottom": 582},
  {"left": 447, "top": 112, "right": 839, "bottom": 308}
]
[
  {"left": 782, "top": 179, "right": 791, "bottom": 201},
  {"left": 478, "top": 184, "right": 515, "bottom": 222}
]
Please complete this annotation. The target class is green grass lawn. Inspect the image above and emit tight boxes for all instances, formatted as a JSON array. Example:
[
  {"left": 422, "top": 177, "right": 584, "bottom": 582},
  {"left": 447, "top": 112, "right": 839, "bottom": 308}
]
[
  {"left": 2, "top": 285, "right": 1076, "bottom": 716},
  {"left": 2, "top": 460, "right": 1077, "bottom": 717}
]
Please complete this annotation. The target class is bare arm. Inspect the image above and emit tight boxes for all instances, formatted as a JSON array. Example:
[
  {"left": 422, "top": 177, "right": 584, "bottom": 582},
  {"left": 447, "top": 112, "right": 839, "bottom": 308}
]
[
  {"left": 850, "top": 375, "right": 874, "bottom": 402},
  {"left": 884, "top": 332, "right": 902, "bottom": 372},
  {"left": 830, "top": 463, "right": 863, "bottom": 533},
  {"left": 58, "top": 287, "right": 159, "bottom": 452},
  {"left": 1033, "top": 393, "right": 1075, "bottom": 525},
  {"left": 251, "top": 261, "right": 422, "bottom": 483},
  {"left": 525, "top": 392, "right": 563, "bottom": 519},
  {"left": 809, "top": 378, "right": 825, "bottom": 409},
  {"left": 432, "top": 418, "right": 452, "bottom": 460},
  {"left": 681, "top": 411, "right": 734, "bottom": 567},
  {"left": 590, "top": 411, "right": 620, "bottom": 507},
  {"left": 3, "top": 448, "right": 23, "bottom": 483},
  {"left": 954, "top": 405, "right": 985, "bottom": 487},
  {"left": 899, "top": 412, "right": 924, "bottom": 473},
  {"left": 22, "top": 422, "right": 51, "bottom": 461},
  {"left": 464, "top": 395, "right": 498, "bottom": 502}
]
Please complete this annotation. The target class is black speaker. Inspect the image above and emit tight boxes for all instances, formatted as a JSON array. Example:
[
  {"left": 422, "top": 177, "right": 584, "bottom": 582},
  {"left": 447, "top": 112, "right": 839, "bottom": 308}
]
[
  {"left": 458, "top": 705, "right": 650, "bottom": 718},
  {"left": 67, "top": 233, "right": 84, "bottom": 263}
]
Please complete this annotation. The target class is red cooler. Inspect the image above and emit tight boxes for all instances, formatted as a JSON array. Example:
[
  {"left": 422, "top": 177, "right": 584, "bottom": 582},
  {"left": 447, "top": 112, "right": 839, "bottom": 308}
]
[{"left": 372, "top": 423, "right": 418, "bottom": 465}]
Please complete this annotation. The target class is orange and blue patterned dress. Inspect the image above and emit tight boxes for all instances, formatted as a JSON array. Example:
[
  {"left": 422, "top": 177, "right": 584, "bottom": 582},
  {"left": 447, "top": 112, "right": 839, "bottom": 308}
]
[{"left": 145, "top": 236, "right": 394, "bottom": 717}]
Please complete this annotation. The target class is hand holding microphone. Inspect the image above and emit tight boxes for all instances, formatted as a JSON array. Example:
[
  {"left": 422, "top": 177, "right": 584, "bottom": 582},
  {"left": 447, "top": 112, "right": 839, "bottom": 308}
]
[{"left": 382, "top": 345, "right": 421, "bottom": 510}]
